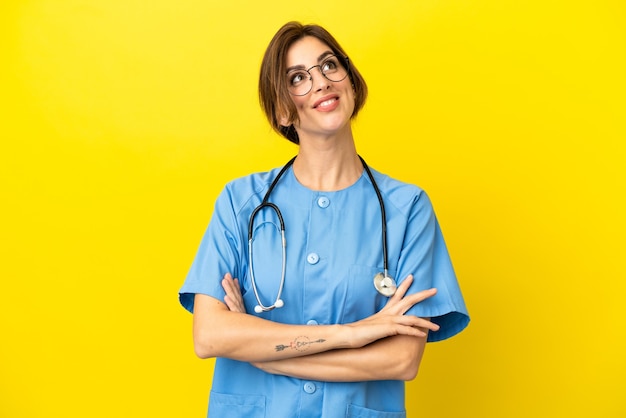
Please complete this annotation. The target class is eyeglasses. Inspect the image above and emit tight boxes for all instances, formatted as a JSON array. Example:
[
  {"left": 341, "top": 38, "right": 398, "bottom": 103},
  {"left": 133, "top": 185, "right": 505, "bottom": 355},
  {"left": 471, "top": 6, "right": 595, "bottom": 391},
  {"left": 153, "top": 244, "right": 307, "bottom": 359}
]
[{"left": 287, "top": 54, "right": 350, "bottom": 96}]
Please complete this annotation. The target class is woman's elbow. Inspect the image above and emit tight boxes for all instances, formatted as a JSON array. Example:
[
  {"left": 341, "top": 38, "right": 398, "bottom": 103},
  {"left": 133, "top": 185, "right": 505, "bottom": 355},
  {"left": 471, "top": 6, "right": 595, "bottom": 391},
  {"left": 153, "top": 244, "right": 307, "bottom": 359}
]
[
  {"left": 193, "top": 331, "right": 217, "bottom": 359},
  {"left": 192, "top": 294, "right": 229, "bottom": 359},
  {"left": 399, "top": 357, "right": 420, "bottom": 381},
  {"left": 194, "top": 345, "right": 213, "bottom": 360},
  {"left": 394, "top": 337, "right": 426, "bottom": 381}
]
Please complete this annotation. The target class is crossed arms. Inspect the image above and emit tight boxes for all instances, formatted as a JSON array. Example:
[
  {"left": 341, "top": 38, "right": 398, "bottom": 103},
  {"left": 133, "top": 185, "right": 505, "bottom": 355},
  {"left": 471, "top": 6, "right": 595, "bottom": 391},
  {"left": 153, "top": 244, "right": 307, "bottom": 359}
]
[{"left": 192, "top": 273, "right": 438, "bottom": 382}]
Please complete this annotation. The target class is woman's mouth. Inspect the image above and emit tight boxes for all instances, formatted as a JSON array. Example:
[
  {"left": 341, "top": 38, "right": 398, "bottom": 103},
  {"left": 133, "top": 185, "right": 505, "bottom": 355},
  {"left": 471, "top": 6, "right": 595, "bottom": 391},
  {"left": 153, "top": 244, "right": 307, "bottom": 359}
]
[{"left": 313, "top": 95, "right": 340, "bottom": 111}]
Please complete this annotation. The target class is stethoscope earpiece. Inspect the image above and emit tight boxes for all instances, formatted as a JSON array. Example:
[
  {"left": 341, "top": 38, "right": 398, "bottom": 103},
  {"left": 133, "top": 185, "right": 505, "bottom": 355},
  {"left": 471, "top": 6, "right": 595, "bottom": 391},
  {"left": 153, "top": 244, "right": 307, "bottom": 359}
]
[{"left": 253, "top": 299, "right": 283, "bottom": 313}]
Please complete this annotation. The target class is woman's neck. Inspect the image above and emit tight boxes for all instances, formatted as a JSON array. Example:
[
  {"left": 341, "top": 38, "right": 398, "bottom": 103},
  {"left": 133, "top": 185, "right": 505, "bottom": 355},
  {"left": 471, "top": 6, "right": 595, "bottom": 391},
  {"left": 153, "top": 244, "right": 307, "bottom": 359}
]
[{"left": 292, "top": 132, "right": 362, "bottom": 192}]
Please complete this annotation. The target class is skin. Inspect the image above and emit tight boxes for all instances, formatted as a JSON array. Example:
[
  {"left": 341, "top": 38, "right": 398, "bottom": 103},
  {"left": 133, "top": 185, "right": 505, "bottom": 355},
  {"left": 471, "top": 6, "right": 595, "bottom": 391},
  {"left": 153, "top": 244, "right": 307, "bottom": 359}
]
[{"left": 192, "top": 36, "right": 439, "bottom": 382}]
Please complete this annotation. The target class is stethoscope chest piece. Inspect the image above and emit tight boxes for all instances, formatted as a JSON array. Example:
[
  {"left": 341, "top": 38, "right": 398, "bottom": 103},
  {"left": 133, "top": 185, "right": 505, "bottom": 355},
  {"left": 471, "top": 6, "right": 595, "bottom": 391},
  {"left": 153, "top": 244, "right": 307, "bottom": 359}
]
[{"left": 373, "top": 272, "right": 397, "bottom": 297}]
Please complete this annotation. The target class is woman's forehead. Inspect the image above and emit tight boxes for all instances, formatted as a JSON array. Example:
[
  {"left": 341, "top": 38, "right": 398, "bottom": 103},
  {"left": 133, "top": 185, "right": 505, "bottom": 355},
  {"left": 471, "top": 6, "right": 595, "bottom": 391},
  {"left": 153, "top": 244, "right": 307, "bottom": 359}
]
[{"left": 286, "top": 36, "right": 333, "bottom": 67}]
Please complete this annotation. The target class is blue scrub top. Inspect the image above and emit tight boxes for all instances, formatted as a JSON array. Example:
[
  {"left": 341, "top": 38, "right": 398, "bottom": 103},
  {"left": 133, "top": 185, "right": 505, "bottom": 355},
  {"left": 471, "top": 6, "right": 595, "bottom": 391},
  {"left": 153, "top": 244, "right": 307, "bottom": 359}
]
[{"left": 179, "top": 164, "right": 469, "bottom": 418}]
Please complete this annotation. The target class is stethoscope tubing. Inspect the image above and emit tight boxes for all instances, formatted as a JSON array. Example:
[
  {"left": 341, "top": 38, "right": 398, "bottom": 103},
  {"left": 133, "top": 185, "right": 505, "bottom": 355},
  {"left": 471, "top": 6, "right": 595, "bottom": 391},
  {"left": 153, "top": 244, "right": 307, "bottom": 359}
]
[
  {"left": 359, "top": 156, "right": 389, "bottom": 277},
  {"left": 248, "top": 218, "right": 286, "bottom": 313},
  {"left": 248, "top": 155, "right": 392, "bottom": 312},
  {"left": 247, "top": 158, "right": 295, "bottom": 312}
]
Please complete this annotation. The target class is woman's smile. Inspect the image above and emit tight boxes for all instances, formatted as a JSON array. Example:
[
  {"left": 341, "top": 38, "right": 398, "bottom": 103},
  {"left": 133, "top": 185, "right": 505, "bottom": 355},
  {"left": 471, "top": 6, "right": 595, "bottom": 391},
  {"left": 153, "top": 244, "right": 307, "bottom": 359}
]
[{"left": 313, "top": 94, "right": 340, "bottom": 111}]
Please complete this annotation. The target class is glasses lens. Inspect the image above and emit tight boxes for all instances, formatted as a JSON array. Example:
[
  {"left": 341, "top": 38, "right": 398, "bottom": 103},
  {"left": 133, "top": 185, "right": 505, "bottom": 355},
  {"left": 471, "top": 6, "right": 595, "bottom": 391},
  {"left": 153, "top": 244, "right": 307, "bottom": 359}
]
[
  {"left": 287, "top": 55, "right": 349, "bottom": 96},
  {"left": 287, "top": 70, "right": 311, "bottom": 96},
  {"left": 321, "top": 56, "right": 348, "bottom": 82}
]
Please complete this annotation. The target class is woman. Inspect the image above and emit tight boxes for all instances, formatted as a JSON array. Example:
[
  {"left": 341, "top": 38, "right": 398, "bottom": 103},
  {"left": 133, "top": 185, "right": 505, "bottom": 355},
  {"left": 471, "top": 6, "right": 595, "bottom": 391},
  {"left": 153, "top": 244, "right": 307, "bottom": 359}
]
[{"left": 179, "top": 21, "right": 469, "bottom": 418}]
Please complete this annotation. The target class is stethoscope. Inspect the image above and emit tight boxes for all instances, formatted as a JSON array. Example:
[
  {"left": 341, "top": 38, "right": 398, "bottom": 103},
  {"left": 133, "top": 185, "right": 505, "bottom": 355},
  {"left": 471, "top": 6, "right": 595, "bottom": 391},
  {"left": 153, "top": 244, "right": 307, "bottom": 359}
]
[{"left": 248, "top": 156, "right": 397, "bottom": 313}]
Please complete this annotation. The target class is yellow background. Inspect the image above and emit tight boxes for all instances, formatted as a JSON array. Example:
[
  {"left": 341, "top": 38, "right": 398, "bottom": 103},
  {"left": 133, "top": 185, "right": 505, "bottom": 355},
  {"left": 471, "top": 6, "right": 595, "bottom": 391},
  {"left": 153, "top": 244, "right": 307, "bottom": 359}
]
[{"left": 1, "top": 0, "right": 624, "bottom": 417}]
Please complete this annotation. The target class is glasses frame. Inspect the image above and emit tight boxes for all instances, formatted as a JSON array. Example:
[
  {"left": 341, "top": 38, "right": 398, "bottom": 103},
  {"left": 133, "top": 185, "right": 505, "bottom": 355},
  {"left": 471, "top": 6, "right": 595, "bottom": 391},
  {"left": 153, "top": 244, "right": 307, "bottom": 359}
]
[{"left": 287, "top": 54, "right": 350, "bottom": 96}]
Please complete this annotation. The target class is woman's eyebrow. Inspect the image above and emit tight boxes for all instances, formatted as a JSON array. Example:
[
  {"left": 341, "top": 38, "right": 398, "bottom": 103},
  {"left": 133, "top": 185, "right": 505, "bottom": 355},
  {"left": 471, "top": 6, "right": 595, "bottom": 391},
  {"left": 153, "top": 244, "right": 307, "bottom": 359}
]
[
  {"left": 317, "top": 50, "right": 334, "bottom": 62},
  {"left": 286, "top": 50, "right": 334, "bottom": 73}
]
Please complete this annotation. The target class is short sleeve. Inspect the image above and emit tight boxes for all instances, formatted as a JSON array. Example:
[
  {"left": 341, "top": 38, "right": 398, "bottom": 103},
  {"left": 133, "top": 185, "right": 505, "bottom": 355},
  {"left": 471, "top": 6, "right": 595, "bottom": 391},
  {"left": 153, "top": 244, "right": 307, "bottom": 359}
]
[
  {"left": 396, "top": 191, "right": 469, "bottom": 342},
  {"left": 178, "top": 186, "right": 243, "bottom": 313}
]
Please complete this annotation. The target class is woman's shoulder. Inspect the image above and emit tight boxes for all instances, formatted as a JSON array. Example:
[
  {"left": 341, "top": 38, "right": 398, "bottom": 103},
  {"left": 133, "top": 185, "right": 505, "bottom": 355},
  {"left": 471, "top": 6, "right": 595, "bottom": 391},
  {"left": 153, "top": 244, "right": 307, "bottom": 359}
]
[
  {"left": 220, "top": 166, "right": 283, "bottom": 210},
  {"left": 368, "top": 166, "right": 426, "bottom": 196},
  {"left": 366, "top": 167, "right": 433, "bottom": 214},
  {"left": 225, "top": 168, "right": 278, "bottom": 192}
]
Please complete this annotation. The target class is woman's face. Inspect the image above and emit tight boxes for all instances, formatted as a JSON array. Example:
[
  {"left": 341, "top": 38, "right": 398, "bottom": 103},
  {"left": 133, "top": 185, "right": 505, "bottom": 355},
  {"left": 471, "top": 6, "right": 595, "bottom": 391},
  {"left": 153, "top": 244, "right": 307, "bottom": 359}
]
[{"left": 283, "top": 36, "right": 355, "bottom": 141}]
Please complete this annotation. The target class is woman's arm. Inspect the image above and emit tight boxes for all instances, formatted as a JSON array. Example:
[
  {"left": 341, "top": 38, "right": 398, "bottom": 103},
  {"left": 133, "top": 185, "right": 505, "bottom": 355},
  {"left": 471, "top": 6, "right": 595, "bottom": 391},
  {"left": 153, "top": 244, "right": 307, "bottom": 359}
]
[
  {"left": 193, "top": 274, "right": 438, "bottom": 363},
  {"left": 252, "top": 334, "right": 427, "bottom": 382}
]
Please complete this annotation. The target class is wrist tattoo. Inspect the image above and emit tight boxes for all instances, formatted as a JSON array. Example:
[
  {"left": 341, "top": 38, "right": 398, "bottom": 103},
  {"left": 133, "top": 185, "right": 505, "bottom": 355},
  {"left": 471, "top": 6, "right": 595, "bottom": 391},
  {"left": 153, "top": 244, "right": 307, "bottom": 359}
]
[{"left": 275, "top": 336, "right": 326, "bottom": 352}]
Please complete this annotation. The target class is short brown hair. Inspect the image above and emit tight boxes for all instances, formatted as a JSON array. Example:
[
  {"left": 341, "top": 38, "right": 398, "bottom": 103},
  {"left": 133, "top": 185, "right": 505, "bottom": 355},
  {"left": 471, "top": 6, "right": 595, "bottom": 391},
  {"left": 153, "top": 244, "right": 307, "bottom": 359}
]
[{"left": 259, "top": 22, "right": 368, "bottom": 144}]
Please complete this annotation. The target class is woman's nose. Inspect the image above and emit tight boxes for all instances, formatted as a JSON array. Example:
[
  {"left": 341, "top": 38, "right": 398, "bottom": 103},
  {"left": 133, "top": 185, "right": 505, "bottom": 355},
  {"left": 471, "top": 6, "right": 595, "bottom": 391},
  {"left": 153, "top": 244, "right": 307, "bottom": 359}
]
[{"left": 310, "top": 67, "right": 330, "bottom": 91}]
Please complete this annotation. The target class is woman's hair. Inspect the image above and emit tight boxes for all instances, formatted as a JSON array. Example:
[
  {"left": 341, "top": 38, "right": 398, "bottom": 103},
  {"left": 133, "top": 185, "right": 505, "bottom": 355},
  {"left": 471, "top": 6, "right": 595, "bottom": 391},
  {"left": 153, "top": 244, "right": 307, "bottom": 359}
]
[{"left": 259, "top": 21, "right": 368, "bottom": 144}]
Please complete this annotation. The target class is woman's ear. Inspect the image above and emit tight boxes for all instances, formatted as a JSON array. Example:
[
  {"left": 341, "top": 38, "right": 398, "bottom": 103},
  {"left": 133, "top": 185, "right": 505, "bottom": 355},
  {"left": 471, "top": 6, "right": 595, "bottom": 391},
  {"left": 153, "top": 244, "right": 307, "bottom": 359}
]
[
  {"left": 277, "top": 114, "right": 292, "bottom": 127},
  {"left": 277, "top": 105, "right": 298, "bottom": 131}
]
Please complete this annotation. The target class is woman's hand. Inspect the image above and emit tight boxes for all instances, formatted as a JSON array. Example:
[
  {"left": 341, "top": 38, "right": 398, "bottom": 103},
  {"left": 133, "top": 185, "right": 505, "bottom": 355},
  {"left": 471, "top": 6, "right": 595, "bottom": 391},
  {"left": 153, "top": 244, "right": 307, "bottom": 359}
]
[
  {"left": 222, "top": 272, "right": 246, "bottom": 313},
  {"left": 345, "top": 274, "right": 439, "bottom": 347}
]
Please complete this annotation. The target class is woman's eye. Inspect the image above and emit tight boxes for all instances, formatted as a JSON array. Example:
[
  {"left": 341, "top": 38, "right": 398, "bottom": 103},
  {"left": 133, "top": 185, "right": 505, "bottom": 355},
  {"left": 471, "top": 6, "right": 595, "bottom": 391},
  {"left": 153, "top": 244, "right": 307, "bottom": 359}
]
[
  {"left": 322, "top": 58, "right": 338, "bottom": 72},
  {"left": 289, "top": 72, "right": 307, "bottom": 86}
]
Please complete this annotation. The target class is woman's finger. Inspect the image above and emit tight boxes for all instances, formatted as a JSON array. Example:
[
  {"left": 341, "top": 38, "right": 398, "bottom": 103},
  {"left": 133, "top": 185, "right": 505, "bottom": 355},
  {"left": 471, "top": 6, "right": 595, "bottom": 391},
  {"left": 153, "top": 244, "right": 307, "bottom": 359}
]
[
  {"left": 390, "top": 274, "right": 413, "bottom": 301},
  {"left": 391, "top": 287, "right": 437, "bottom": 315},
  {"left": 222, "top": 273, "right": 246, "bottom": 313}
]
